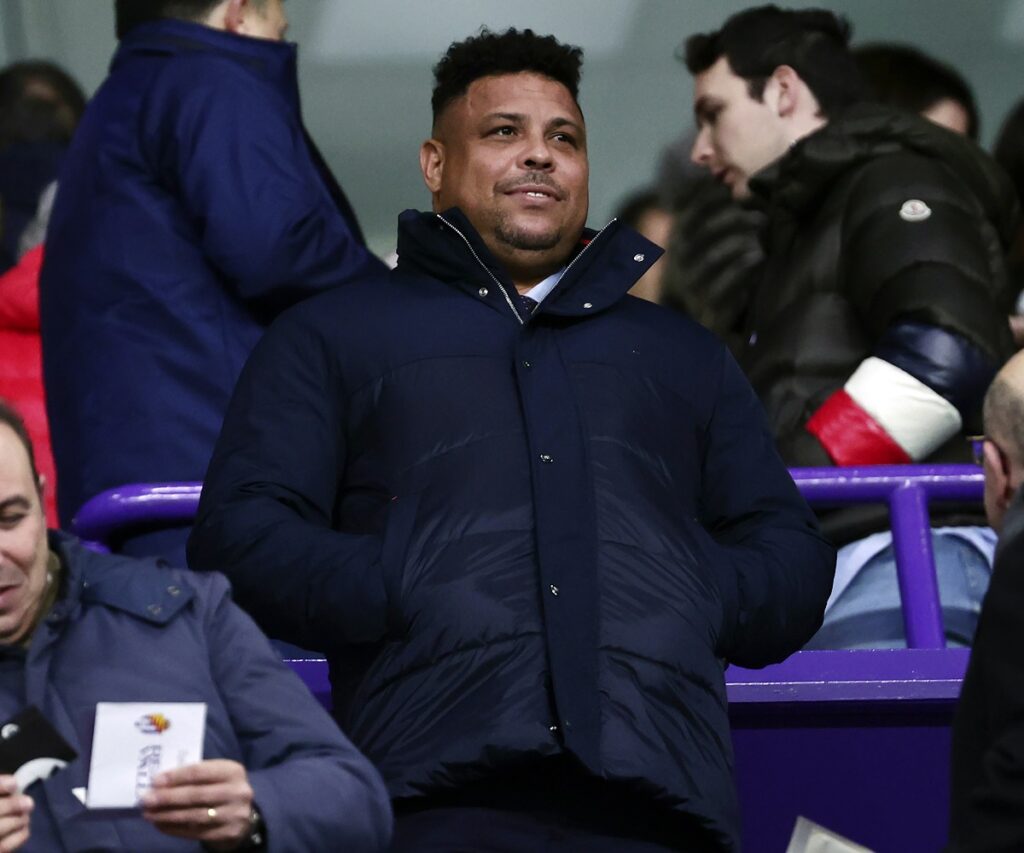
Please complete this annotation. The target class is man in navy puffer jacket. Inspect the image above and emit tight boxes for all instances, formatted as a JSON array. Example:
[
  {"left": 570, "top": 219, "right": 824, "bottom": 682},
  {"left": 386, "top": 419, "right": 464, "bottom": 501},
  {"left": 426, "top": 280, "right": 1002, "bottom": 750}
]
[
  {"left": 40, "top": 0, "right": 384, "bottom": 562},
  {"left": 189, "top": 27, "right": 836, "bottom": 853}
]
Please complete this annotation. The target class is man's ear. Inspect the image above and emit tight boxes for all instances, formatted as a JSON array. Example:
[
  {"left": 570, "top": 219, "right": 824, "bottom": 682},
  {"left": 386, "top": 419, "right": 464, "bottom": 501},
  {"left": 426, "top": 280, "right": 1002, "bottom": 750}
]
[
  {"left": 420, "top": 138, "right": 445, "bottom": 195},
  {"left": 985, "top": 440, "right": 1016, "bottom": 513},
  {"left": 766, "top": 65, "right": 802, "bottom": 118},
  {"left": 222, "top": 0, "right": 247, "bottom": 34}
]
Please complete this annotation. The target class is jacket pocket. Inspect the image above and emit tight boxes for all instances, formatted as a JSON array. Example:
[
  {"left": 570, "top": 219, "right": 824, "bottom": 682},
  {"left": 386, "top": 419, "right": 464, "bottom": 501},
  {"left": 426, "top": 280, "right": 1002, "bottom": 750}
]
[{"left": 379, "top": 493, "right": 420, "bottom": 630}]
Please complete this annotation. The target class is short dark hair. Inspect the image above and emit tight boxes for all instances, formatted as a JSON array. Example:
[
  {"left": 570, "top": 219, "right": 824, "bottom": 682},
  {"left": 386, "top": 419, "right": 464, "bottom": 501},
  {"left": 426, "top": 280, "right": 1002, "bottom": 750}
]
[
  {"left": 115, "top": 0, "right": 264, "bottom": 39},
  {"left": 0, "top": 400, "right": 41, "bottom": 491},
  {"left": 431, "top": 27, "right": 583, "bottom": 124},
  {"left": 682, "top": 5, "right": 866, "bottom": 118},
  {"left": 855, "top": 44, "right": 979, "bottom": 140},
  {"left": 0, "top": 60, "right": 86, "bottom": 150}
]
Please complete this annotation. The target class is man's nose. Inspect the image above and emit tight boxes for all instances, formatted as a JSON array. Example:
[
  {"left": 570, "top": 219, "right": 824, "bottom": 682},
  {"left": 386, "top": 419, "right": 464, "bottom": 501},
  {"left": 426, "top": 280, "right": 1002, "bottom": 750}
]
[
  {"left": 690, "top": 127, "right": 713, "bottom": 167},
  {"left": 520, "top": 134, "right": 555, "bottom": 170}
]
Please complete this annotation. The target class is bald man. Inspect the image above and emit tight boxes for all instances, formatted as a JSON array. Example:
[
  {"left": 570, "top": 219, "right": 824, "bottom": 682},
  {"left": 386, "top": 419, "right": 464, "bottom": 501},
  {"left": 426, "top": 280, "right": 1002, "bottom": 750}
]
[{"left": 948, "top": 350, "right": 1024, "bottom": 851}]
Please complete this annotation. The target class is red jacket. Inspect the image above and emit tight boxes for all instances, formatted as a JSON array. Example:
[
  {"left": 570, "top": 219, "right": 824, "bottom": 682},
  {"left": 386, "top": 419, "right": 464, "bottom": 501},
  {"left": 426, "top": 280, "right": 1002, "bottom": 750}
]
[{"left": 0, "top": 244, "right": 58, "bottom": 525}]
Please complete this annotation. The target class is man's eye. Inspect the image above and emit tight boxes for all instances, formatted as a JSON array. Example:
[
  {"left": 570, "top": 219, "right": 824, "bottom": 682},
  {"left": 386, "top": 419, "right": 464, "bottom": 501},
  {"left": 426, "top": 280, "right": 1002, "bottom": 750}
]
[
  {"left": 0, "top": 514, "right": 26, "bottom": 528},
  {"left": 491, "top": 126, "right": 516, "bottom": 137},
  {"left": 552, "top": 133, "right": 576, "bottom": 146}
]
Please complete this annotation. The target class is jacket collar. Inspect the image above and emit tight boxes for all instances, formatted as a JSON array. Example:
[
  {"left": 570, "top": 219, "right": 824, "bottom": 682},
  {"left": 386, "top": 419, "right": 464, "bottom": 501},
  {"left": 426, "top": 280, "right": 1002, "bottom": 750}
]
[
  {"left": 46, "top": 531, "right": 195, "bottom": 628},
  {"left": 394, "top": 207, "right": 662, "bottom": 321},
  {"left": 112, "top": 18, "right": 299, "bottom": 100}
]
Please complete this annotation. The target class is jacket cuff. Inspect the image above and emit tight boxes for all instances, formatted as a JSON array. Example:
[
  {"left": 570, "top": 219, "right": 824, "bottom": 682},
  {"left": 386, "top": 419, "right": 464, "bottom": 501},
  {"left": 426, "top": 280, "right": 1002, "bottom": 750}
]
[{"left": 806, "top": 389, "right": 911, "bottom": 466}]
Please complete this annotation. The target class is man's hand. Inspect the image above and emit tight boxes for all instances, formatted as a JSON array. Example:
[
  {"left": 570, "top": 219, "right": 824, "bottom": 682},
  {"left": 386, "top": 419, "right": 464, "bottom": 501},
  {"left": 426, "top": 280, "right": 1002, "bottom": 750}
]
[
  {"left": 0, "top": 776, "right": 32, "bottom": 852},
  {"left": 140, "top": 759, "right": 254, "bottom": 850}
]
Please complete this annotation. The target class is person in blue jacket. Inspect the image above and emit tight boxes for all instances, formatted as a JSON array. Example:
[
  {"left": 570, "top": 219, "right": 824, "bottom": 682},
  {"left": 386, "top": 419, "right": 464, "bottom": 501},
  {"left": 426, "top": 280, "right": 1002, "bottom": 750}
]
[
  {"left": 0, "top": 400, "right": 392, "bottom": 852},
  {"left": 188, "top": 28, "right": 836, "bottom": 852},
  {"left": 39, "top": 0, "right": 385, "bottom": 561}
]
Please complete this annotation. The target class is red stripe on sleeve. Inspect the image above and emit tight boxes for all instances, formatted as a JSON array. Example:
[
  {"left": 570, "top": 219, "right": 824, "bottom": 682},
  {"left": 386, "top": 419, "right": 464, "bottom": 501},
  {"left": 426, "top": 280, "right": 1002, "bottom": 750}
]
[{"left": 805, "top": 389, "right": 911, "bottom": 466}]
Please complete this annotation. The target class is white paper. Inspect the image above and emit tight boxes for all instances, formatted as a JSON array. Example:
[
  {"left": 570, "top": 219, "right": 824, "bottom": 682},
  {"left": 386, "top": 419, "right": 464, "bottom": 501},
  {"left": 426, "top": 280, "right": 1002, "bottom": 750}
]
[
  {"left": 786, "top": 817, "right": 875, "bottom": 853},
  {"left": 86, "top": 702, "right": 206, "bottom": 809}
]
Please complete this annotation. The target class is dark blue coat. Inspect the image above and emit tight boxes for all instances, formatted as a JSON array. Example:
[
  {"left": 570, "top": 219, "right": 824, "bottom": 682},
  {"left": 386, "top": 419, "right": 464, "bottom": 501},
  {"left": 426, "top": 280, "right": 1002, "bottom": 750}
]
[
  {"left": 0, "top": 533, "right": 392, "bottom": 852},
  {"left": 189, "top": 209, "right": 836, "bottom": 849},
  {"left": 40, "top": 19, "right": 385, "bottom": 527}
]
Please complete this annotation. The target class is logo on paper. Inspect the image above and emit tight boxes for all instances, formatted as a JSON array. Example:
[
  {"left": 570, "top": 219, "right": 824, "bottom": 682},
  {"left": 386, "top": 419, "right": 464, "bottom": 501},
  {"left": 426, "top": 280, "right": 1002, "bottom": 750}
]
[{"left": 135, "top": 713, "right": 171, "bottom": 734}]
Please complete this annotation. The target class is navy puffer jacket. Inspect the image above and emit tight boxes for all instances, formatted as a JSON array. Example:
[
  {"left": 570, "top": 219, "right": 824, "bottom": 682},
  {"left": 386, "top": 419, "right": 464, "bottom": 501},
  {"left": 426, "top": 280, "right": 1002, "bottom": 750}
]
[{"left": 189, "top": 208, "right": 835, "bottom": 849}]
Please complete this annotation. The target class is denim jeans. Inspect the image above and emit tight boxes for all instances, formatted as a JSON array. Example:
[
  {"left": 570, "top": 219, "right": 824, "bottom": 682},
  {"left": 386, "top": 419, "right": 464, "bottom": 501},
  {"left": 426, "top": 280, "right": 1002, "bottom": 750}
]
[{"left": 805, "top": 531, "right": 993, "bottom": 649}]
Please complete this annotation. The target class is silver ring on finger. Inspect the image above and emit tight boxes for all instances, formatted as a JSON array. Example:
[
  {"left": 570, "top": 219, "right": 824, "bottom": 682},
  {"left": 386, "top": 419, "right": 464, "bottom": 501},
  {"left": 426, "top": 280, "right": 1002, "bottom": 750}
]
[{"left": 206, "top": 807, "right": 218, "bottom": 823}]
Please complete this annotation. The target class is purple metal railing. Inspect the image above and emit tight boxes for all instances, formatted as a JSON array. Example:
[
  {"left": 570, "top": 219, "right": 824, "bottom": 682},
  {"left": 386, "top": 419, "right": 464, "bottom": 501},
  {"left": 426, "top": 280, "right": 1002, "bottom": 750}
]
[
  {"left": 71, "top": 465, "right": 985, "bottom": 699},
  {"left": 72, "top": 465, "right": 984, "bottom": 656},
  {"left": 71, "top": 467, "right": 983, "bottom": 851}
]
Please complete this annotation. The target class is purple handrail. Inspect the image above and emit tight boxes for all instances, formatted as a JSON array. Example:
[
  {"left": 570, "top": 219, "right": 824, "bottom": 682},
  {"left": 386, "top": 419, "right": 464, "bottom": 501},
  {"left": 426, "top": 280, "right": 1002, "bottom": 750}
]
[
  {"left": 72, "top": 466, "right": 985, "bottom": 702},
  {"left": 790, "top": 464, "right": 984, "bottom": 649}
]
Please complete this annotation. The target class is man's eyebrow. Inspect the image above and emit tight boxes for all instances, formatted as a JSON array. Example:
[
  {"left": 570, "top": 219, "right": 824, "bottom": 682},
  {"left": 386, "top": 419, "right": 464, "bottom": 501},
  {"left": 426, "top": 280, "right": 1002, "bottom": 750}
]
[
  {"left": 693, "top": 95, "right": 716, "bottom": 122},
  {"left": 483, "top": 112, "right": 526, "bottom": 124},
  {"left": 0, "top": 496, "right": 31, "bottom": 513},
  {"left": 547, "top": 116, "right": 585, "bottom": 136}
]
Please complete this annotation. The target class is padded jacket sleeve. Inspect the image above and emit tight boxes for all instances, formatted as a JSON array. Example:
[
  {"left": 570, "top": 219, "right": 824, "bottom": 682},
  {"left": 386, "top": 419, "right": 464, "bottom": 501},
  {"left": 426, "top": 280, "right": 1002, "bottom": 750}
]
[
  {"left": 187, "top": 303, "right": 387, "bottom": 651},
  {"left": 799, "top": 153, "right": 1011, "bottom": 465},
  {"left": 140, "top": 56, "right": 385, "bottom": 315},
  {"left": 199, "top": 572, "right": 393, "bottom": 852},
  {"left": 700, "top": 346, "right": 836, "bottom": 667},
  {"left": 841, "top": 152, "right": 1013, "bottom": 362}
]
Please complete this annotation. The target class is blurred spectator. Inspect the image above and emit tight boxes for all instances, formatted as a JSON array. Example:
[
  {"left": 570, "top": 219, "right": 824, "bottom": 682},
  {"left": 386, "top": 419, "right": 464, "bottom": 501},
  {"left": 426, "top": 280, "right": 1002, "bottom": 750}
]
[
  {"left": 684, "top": 6, "right": 1015, "bottom": 648},
  {"left": 0, "top": 242, "right": 56, "bottom": 526},
  {"left": 855, "top": 43, "right": 979, "bottom": 139},
  {"left": 948, "top": 350, "right": 1024, "bottom": 850},
  {"left": 41, "top": 0, "right": 386, "bottom": 562},
  {"left": 0, "top": 61, "right": 84, "bottom": 273},
  {"left": 614, "top": 189, "right": 672, "bottom": 303},
  {"left": 655, "top": 136, "right": 764, "bottom": 355},
  {"left": 0, "top": 400, "right": 392, "bottom": 852}
]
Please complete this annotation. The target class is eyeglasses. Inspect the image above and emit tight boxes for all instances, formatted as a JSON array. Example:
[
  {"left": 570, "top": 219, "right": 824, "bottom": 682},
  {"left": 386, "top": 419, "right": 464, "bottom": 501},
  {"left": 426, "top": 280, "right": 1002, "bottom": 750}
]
[{"left": 966, "top": 435, "right": 986, "bottom": 467}]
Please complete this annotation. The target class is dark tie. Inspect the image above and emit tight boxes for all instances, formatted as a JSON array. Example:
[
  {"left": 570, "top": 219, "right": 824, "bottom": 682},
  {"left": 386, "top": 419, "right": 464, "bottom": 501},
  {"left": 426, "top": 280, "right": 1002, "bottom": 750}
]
[{"left": 519, "top": 294, "right": 538, "bottom": 318}]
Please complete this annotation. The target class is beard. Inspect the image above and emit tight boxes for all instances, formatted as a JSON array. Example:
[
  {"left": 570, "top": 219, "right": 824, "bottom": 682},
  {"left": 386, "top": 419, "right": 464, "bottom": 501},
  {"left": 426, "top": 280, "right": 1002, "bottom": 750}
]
[{"left": 493, "top": 213, "right": 562, "bottom": 252}]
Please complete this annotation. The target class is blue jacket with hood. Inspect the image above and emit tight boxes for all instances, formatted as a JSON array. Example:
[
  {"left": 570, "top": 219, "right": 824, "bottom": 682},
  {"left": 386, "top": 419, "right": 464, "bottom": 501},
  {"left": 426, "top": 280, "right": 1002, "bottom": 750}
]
[
  {"left": 39, "top": 19, "right": 384, "bottom": 528},
  {"left": 0, "top": 532, "right": 392, "bottom": 852},
  {"left": 188, "top": 208, "right": 836, "bottom": 849}
]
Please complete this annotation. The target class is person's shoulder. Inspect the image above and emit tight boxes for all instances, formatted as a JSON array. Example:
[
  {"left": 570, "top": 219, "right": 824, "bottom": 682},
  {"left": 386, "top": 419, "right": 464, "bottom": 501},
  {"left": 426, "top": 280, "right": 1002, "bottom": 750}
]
[
  {"left": 62, "top": 537, "right": 224, "bottom": 624},
  {"left": 272, "top": 268, "right": 398, "bottom": 331},
  {"left": 616, "top": 295, "right": 726, "bottom": 354}
]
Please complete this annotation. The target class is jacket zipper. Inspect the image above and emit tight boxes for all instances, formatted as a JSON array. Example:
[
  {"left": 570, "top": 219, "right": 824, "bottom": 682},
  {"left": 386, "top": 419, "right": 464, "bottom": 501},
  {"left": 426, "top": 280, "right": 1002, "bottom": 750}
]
[
  {"left": 436, "top": 214, "right": 526, "bottom": 325},
  {"left": 435, "top": 214, "right": 617, "bottom": 324}
]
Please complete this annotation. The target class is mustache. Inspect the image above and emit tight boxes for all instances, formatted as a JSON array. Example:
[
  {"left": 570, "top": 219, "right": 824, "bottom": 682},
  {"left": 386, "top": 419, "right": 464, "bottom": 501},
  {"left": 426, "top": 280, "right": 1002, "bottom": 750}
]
[{"left": 496, "top": 173, "right": 565, "bottom": 200}]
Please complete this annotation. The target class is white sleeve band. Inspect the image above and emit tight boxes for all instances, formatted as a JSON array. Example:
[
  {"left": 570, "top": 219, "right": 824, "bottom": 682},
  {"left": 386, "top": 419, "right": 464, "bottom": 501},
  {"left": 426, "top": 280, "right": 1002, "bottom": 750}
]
[{"left": 844, "top": 356, "right": 962, "bottom": 461}]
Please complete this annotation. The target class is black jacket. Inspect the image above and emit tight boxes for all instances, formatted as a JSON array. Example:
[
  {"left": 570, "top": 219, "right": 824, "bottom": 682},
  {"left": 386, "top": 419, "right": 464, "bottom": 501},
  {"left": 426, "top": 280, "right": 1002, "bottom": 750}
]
[
  {"left": 189, "top": 208, "right": 835, "bottom": 850},
  {"left": 747, "top": 104, "right": 1015, "bottom": 471},
  {"left": 948, "top": 488, "right": 1024, "bottom": 851}
]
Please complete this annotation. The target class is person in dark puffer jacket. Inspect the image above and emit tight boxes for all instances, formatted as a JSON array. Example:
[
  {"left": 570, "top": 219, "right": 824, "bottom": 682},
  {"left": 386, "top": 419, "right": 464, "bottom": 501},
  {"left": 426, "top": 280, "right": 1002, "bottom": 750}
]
[
  {"left": 684, "top": 6, "right": 1016, "bottom": 649},
  {"left": 188, "top": 27, "right": 835, "bottom": 853}
]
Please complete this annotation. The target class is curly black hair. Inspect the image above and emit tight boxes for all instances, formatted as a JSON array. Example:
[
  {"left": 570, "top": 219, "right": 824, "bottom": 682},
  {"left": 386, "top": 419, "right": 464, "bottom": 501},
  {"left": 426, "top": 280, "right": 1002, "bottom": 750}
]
[
  {"left": 682, "top": 5, "right": 865, "bottom": 119},
  {"left": 431, "top": 27, "right": 583, "bottom": 123}
]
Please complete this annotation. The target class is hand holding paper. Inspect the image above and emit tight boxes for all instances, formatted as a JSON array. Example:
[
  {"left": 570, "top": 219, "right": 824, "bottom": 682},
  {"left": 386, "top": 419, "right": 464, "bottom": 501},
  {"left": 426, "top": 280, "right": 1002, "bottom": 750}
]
[
  {"left": 141, "top": 759, "right": 254, "bottom": 850},
  {"left": 0, "top": 775, "right": 33, "bottom": 852}
]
